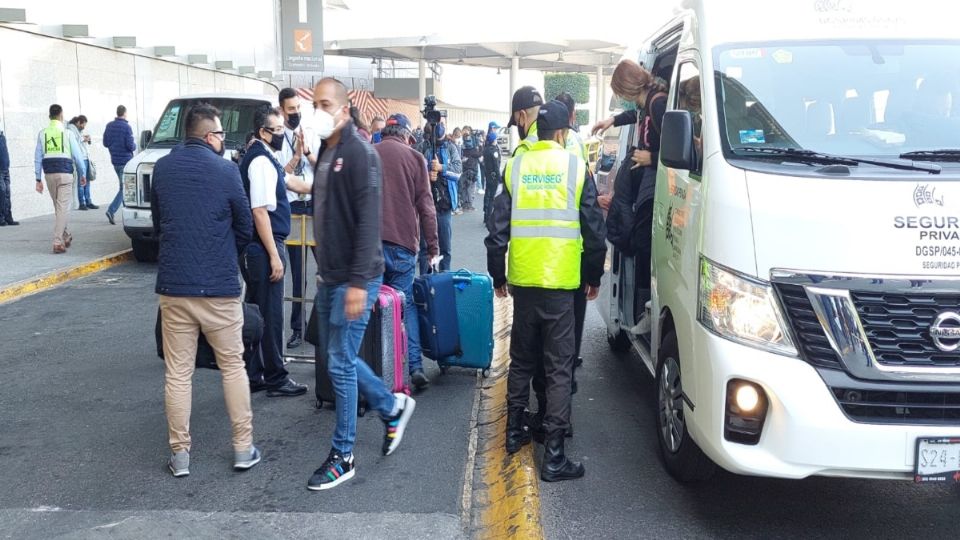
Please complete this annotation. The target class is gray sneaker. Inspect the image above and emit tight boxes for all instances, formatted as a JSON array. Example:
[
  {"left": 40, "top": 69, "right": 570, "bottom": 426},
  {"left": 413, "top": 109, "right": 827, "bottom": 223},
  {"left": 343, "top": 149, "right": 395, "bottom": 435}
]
[
  {"left": 234, "top": 446, "right": 262, "bottom": 471},
  {"left": 168, "top": 451, "right": 189, "bottom": 477}
]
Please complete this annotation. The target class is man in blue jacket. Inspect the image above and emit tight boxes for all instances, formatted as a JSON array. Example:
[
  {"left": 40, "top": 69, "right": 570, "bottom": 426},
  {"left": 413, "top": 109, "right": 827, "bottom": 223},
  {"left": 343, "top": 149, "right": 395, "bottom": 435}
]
[
  {"left": 103, "top": 104, "right": 136, "bottom": 225},
  {"left": 151, "top": 103, "right": 260, "bottom": 478},
  {"left": 0, "top": 128, "right": 16, "bottom": 226}
]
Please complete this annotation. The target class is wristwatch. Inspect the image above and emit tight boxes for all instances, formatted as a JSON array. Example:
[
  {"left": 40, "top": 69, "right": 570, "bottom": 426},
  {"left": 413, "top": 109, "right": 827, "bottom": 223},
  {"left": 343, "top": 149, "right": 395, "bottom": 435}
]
[{"left": 304, "top": 148, "right": 312, "bottom": 157}]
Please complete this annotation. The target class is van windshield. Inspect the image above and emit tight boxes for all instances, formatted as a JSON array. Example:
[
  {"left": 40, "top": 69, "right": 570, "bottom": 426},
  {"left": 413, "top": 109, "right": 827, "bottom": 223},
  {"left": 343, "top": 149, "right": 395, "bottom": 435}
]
[
  {"left": 149, "top": 98, "right": 270, "bottom": 148},
  {"left": 715, "top": 41, "right": 960, "bottom": 162}
]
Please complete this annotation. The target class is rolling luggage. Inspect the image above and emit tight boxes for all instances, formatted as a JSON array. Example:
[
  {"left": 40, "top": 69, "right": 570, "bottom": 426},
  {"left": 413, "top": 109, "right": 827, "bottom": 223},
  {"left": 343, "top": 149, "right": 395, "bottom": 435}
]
[
  {"left": 439, "top": 270, "right": 494, "bottom": 375},
  {"left": 155, "top": 302, "right": 264, "bottom": 370},
  {"left": 313, "top": 285, "right": 409, "bottom": 414},
  {"left": 413, "top": 272, "right": 462, "bottom": 360}
]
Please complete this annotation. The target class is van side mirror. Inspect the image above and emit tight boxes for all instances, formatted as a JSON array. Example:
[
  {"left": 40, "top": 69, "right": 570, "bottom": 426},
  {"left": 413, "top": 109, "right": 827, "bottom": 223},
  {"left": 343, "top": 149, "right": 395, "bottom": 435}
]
[
  {"left": 140, "top": 130, "right": 153, "bottom": 149},
  {"left": 660, "top": 111, "right": 695, "bottom": 171}
]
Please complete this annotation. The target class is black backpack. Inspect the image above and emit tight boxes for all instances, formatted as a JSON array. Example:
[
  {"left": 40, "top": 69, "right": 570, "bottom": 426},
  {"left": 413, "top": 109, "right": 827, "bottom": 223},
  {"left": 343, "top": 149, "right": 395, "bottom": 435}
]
[{"left": 155, "top": 302, "right": 264, "bottom": 370}]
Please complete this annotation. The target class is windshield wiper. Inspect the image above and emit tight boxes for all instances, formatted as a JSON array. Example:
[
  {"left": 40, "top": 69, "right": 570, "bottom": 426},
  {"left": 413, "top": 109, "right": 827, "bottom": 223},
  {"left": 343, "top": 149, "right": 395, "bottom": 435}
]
[
  {"left": 899, "top": 149, "right": 960, "bottom": 162},
  {"left": 733, "top": 146, "right": 941, "bottom": 174},
  {"left": 150, "top": 138, "right": 181, "bottom": 145}
]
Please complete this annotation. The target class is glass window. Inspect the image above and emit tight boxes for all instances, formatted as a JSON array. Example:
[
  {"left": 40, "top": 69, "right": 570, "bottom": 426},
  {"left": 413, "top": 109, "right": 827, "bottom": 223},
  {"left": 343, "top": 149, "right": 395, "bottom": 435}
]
[
  {"left": 675, "top": 62, "right": 704, "bottom": 174},
  {"left": 148, "top": 98, "right": 269, "bottom": 149},
  {"left": 714, "top": 41, "right": 960, "bottom": 164},
  {"left": 151, "top": 102, "right": 182, "bottom": 145}
]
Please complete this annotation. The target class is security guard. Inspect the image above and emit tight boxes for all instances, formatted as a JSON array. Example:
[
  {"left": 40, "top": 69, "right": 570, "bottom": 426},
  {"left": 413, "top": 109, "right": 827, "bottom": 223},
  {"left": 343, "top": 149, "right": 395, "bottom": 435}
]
[
  {"left": 485, "top": 100, "right": 607, "bottom": 482},
  {"left": 508, "top": 86, "right": 543, "bottom": 157},
  {"left": 34, "top": 104, "right": 87, "bottom": 253},
  {"left": 555, "top": 92, "right": 589, "bottom": 163}
]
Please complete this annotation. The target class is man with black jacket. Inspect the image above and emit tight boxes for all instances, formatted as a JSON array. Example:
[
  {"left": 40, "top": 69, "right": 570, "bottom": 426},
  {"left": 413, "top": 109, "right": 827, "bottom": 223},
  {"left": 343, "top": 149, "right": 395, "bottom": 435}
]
[
  {"left": 486, "top": 100, "right": 607, "bottom": 482},
  {"left": 151, "top": 103, "right": 260, "bottom": 477},
  {"left": 481, "top": 121, "right": 502, "bottom": 228},
  {"left": 417, "top": 121, "right": 461, "bottom": 274},
  {"left": 0, "top": 129, "right": 15, "bottom": 226},
  {"left": 307, "top": 78, "right": 416, "bottom": 491}
]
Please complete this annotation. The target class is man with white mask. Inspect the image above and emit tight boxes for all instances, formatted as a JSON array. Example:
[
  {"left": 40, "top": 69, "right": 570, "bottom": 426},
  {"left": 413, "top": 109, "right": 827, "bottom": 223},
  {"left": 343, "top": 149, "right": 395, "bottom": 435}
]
[{"left": 307, "top": 78, "right": 416, "bottom": 491}]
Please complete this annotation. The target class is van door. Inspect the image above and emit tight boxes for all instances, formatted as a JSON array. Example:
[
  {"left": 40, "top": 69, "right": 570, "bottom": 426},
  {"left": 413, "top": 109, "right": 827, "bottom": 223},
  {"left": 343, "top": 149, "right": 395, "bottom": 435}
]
[{"left": 652, "top": 56, "right": 706, "bottom": 361}]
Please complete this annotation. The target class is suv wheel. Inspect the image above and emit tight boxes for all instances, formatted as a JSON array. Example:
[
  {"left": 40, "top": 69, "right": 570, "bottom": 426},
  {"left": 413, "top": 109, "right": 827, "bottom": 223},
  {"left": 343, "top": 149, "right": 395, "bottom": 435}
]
[
  {"left": 131, "top": 239, "right": 158, "bottom": 263},
  {"left": 656, "top": 331, "right": 716, "bottom": 483}
]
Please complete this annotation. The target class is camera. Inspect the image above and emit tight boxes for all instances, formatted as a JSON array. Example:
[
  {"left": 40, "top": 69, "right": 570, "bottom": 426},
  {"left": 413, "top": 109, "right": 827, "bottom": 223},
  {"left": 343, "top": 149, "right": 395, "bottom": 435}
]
[{"left": 421, "top": 95, "right": 446, "bottom": 125}]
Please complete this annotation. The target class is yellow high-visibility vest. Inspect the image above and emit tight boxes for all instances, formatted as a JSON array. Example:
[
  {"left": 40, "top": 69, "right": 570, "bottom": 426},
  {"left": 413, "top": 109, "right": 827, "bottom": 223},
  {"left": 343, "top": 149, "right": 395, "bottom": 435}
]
[
  {"left": 43, "top": 120, "right": 69, "bottom": 160},
  {"left": 565, "top": 128, "right": 589, "bottom": 162},
  {"left": 503, "top": 140, "right": 586, "bottom": 290}
]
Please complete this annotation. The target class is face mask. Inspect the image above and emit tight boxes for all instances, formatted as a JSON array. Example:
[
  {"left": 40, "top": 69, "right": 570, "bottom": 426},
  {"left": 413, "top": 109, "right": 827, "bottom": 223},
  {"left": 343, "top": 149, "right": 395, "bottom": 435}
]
[
  {"left": 287, "top": 112, "right": 301, "bottom": 130},
  {"left": 455, "top": 137, "right": 463, "bottom": 146},
  {"left": 518, "top": 123, "right": 528, "bottom": 141},
  {"left": 267, "top": 131, "right": 284, "bottom": 152},
  {"left": 314, "top": 108, "right": 336, "bottom": 139}
]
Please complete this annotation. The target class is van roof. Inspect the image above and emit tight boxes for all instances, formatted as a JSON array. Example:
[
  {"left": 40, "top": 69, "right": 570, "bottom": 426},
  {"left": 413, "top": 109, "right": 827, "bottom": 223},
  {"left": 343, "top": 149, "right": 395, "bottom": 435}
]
[
  {"left": 175, "top": 93, "right": 274, "bottom": 103},
  {"left": 676, "top": 0, "right": 956, "bottom": 47}
]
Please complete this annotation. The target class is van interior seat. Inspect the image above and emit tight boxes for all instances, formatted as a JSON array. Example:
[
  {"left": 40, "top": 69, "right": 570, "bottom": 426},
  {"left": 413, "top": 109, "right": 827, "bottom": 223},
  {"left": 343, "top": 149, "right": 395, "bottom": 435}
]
[
  {"left": 803, "top": 101, "right": 834, "bottom": 143},
  {"left": 836, "top": 96, "right": 872, "bottom": 134}
]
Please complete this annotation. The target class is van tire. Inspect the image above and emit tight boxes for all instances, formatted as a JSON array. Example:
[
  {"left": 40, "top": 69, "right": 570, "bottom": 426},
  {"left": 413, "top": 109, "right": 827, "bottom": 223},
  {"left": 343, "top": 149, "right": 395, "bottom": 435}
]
[
  {"left": 656, "top": 331, "right": 716, "bottom": 483},
  {"left": 607, "top": 328, "right": 631, "bottom": 352},
  {"left": 131, "top": 239, "right": 158, "bottom": 263}
]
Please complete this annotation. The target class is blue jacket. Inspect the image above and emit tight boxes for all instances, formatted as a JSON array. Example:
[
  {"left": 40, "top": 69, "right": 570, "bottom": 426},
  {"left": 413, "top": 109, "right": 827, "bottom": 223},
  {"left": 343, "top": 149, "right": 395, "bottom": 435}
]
[
  {"left": 0, "top": 131, "right": 8, "bottom": 171},
  {"left": 103, "top": 117, "right": 136, "bottom": 166},
  {"left": 151, "top": 139, "right": 253, "bottom": 297}
]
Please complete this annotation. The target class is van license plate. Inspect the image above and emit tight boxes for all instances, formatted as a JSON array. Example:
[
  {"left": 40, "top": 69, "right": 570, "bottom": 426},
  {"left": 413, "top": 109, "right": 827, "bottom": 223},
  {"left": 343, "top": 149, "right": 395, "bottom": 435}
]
[{"left": 915, "top": 438, "right": 960, "bottom": 483}]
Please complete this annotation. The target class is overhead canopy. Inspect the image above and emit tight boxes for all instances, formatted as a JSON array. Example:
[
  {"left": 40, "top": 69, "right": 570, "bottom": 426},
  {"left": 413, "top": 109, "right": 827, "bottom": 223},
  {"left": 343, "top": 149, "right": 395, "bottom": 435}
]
[{"left": 324, "top": 35, "right": 625, "bottom": 74}]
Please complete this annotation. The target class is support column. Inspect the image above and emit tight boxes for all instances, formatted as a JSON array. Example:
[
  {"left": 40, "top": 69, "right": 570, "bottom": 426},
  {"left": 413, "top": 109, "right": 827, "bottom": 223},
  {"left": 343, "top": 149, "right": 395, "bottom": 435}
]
[
  {"left": 509, "top": 55, "right": 520, "bottom": 150},
  {"left": 596, "top": 65, "right": 607, "bottom": 130},
  {"left": 418, "top": 58, "right": 427, "bottom": 126}
]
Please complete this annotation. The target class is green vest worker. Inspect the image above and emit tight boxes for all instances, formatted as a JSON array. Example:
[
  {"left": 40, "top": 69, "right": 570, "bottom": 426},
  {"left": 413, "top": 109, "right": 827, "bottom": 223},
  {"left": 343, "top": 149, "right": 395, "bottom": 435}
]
[{"left": 485, "top": 100, "right": 607, "bottom": 482}]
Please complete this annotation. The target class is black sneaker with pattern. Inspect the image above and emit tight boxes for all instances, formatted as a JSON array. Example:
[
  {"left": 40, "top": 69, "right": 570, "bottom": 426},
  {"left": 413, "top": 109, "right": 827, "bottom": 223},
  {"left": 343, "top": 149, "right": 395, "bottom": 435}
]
[
  {"left": 381, "top": 393, "right": 416, "bottom": 456},
  {"left": 307, "top": 450, "right": 355, "bottom": 491}
]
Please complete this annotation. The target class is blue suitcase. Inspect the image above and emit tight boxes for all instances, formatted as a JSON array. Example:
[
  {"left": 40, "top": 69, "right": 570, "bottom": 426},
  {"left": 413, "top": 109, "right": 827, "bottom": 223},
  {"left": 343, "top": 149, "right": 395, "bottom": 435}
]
[
  {"left": 440, "top": 270, "right": 494, "bottom": 375},
  {"left": 413, "top": 272, "right": 462, "bottom": 360}
]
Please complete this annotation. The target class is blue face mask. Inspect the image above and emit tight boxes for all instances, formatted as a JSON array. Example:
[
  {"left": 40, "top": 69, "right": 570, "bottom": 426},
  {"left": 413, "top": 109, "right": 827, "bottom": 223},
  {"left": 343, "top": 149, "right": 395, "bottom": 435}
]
[{"left": 487, "top": 132, "right": 498, "bottom": 144}]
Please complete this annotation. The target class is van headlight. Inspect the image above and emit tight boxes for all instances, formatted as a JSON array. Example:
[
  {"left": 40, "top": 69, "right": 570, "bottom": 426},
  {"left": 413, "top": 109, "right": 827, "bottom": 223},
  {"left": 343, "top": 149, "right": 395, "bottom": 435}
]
[
  {"left": 698, "top": 257, "right": 797, "bottom": 356},
  {"left": 123, "top": 173, "right": 137, "bottom": 205}
]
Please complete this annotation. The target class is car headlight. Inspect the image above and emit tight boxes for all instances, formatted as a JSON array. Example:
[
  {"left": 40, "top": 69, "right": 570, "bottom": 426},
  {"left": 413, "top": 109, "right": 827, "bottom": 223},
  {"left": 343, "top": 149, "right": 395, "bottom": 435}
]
[
  {"left": 698, "top": 257, "right": 797, "bottom": 356},
  {"left": 123, "top": 173, "right": 137, "bottom": 205}
]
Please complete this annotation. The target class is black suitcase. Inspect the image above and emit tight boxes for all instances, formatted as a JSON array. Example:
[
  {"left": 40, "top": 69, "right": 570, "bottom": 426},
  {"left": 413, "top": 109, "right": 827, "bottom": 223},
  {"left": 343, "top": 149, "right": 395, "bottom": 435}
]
[{"left": 155, "top": 302, "right": 264, "bottom": 370}]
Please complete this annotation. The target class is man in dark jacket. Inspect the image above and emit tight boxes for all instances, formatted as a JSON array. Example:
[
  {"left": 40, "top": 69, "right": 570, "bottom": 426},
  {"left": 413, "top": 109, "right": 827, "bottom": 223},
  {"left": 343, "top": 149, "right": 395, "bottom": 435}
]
[
  {"left": 0, "top": 129, "right": 16, "bottom": 226},
  {"left": 239, "top": 106, "right": 312, "bottom": 398},
  {"left": 307, "top": 78, "right": 416, "bottom": 491},
  {"left": 417, "top": 122, "right": 461, "bottom": 274},
  {"left": 374, "top": 113, "right": 440, "bottom": 390},
  {"left": 151, "top": 103, "right": 260, "bottom": 478},
  {"left": 481, "top": 121, "right": 502, "bottom": 228},
  {"left": 103, "top": 104, "right": 136, "bottom": 225}
]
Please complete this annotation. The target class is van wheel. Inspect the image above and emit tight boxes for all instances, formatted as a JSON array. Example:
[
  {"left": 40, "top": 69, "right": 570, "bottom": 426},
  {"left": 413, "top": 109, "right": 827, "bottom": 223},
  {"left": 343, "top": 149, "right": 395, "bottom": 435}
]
[
  {"left": 607, "top": 328, "right": 630, "bottom": 352},
  {"left": 656, "top": 331, "right": 716, "bottom": 483},
  {"left": 131, "top": 239, "right": 158, "bottom": 263}
]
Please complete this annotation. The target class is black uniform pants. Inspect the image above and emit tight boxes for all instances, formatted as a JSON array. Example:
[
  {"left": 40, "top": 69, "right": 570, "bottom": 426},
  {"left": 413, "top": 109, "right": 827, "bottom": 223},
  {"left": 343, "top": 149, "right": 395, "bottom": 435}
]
[
  {"left": 287, "top": 201, "right": 316, "bottom": 334},
  {"left": 242, "top": 240, "right": 290, "bottom": 387},
  {"left": 532, "top": 283, "right": 586, "bottom": 401},
  {"left": 508, "top": 286, "right": 576, "bottom": 436},
  {"left": 0, "top": 169, "right": 11, "bottom": 222}
]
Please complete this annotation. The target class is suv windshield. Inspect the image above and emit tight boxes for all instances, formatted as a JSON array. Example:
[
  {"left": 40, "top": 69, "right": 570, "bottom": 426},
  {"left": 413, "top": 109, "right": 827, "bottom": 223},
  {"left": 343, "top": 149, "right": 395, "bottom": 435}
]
[
  {"left": 715, "top": 41, "right": 960, "bottom": 163},
  {"left": 149, "top": 98, "right": 271, "bottom": 148}
]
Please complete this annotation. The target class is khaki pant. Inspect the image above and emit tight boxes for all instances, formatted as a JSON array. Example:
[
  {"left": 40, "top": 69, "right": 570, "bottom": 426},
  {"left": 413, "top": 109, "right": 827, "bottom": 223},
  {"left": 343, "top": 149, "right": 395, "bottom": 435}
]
[
  {"left": 45, "top": 172, "right": 73, "bottom": 247},
  {"left": 159, "top": 295, "right": 253, "bottom": 453}
]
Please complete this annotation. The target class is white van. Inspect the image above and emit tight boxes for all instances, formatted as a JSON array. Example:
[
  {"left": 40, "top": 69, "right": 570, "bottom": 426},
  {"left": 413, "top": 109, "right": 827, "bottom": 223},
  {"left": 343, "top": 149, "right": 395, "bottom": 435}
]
[
  {"left": 121, "top": 94, "right": 274, "bottom": 262},
  {"left": 600, "top": 0, "right": 960, "bottom": 482}
]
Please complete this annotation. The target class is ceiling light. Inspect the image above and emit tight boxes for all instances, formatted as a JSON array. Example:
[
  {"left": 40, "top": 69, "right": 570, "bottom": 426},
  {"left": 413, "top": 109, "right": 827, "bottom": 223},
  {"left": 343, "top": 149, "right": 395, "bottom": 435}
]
[
  {"left": 330, "top": 40, "right": 339, "bottom": 50},
  {"left": 497, "top": 67, "right": 501, "bottom": 75},
  {"left": 371, "top": 57, "right": 377, "bottom": 64},
  {"left": 419, "top": 36, "right": 428, "bottom": 46}
]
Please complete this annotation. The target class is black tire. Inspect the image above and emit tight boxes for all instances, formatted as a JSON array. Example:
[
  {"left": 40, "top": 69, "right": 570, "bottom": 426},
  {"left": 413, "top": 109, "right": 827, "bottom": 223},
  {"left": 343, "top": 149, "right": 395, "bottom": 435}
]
[
  {"left": 607, "top": 328, "right": 631, "bottom": 352},
  {"left": 656, "top": 331, "right": 716, "bottom": 483},
  {"left": 131, "top": 239, "right": 158, "bottom": 263}
]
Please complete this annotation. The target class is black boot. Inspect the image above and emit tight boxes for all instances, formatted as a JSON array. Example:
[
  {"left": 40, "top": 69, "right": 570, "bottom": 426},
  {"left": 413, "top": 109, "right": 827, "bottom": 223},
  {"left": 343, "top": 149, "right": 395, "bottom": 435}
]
[
  {"left": 540, "top": 432, "right": 585, "bottom": 482},
  {"left": 527, "top": 394, "right": 547, "bottom": 444},
  {"left": 505, "top": 408, "right": 531, "bottom": 454}
]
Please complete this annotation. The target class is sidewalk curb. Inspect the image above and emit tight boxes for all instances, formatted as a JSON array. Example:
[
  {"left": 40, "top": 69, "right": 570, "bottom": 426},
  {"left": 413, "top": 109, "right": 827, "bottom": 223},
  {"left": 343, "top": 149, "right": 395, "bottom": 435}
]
[
  {"left": 0, "top": 249, "right": 133, "bottom": 305},
  {"left": 470, "top": 296, "right": 544, "bottom": 539}
]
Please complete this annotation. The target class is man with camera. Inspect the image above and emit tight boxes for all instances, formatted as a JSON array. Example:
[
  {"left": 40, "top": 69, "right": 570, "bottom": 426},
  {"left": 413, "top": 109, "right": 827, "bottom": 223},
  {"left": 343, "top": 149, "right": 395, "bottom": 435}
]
[
  {"left": 417, "top": 97, "right": 460, "bottom": 274},
  {"left": 458, "top": 125, "right": 481, "bottom": 213}
]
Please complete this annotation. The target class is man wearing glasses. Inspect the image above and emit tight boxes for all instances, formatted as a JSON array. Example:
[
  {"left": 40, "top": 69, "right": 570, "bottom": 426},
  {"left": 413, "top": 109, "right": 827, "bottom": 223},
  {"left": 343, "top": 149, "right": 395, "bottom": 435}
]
[{"left": 240, "top": 106, "right": 312, "bottom": 398}]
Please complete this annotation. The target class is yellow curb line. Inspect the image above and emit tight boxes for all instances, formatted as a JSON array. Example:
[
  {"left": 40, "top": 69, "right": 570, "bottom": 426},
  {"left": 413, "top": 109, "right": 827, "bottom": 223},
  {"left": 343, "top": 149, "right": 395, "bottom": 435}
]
[
  {"left": 472, "top": 295, "right": 545, "bottom": 540},
  {"left": 0, "top": 249, "right": 133, "bottom": 305}
]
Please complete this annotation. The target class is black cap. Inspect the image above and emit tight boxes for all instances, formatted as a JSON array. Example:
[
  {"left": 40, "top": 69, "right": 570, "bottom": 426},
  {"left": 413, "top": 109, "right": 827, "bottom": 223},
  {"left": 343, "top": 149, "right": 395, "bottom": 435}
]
[
  {"left": 507, "top": 86, "right": 544, "bottom": 126},
  {"left": 536, "top": 100, "right": 571, "bottom": 131}
]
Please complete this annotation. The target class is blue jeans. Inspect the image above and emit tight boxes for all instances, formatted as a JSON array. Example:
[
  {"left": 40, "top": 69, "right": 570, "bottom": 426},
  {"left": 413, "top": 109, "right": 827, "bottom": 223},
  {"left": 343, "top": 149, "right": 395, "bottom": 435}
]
[
  {"left": 419, "top": 210, "right": 452, "bottom": 274},
  {"left": 315, "top": 278, "right": 396, "bottom": 456},
  {"left": 107, "top": 164, "right": 125, "bottom": 215},
  {"left": 77, "top": 160, "right": 92, "bottom": 206},
  {"left": 382, "top": 243, "right": 423, "bottom": 373}
]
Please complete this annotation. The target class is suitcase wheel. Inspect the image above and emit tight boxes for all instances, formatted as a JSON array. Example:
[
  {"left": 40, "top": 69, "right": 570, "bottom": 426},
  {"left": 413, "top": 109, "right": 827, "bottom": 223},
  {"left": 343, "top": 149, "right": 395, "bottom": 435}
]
[
  {"left": 439, "top": 365, "right": 447, "bottom": 375},
  {"left": 316, "top": 398, "right": 324, "bottom": 410},
  {"left": 358, "top": 403, "right": 367, "bottom": 417}
]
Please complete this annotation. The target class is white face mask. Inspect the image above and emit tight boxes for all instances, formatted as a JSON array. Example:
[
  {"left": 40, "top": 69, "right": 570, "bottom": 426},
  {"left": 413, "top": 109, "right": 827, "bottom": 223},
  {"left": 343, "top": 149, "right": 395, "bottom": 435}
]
[{"left": 313, "top": 108, "right": 336, "bottom": 139}]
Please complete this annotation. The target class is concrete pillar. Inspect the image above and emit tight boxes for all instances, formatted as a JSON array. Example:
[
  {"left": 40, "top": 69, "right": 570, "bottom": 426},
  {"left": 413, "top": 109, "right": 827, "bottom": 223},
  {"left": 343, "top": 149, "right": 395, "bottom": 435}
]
[
  {"left": 509, "top": 56, "right": 520, "bottom": 149},
  {"left": 596, "top": 65, "right": 607, "bottom": 129},
  {"left": 418, "top": 58, "right": 427, "bottom": 124}
]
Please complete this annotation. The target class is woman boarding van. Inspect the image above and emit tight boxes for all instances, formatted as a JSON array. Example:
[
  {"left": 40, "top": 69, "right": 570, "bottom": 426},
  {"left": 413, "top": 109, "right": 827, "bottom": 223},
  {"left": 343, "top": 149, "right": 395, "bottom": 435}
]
[{"left": 599, "top": 0, "right": 960, "bottom": 482}]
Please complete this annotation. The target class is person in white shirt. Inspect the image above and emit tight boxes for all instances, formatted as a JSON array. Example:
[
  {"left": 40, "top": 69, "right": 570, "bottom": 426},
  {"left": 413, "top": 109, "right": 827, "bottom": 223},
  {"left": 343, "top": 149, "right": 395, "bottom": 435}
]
[
  {"left": 278, "top": 88, "right": 317, "bottom": 349},
  {"left": 239, "top": 105, "right": 312, "bottom": 397}
]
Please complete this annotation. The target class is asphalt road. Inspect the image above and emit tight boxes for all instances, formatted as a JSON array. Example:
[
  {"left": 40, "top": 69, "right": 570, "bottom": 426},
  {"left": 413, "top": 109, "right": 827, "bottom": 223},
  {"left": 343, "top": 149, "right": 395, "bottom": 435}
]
[
  {"left": 539, "top": 306, "right": 960, "bottom": 539},
  {"left": 0, "top": 208, "right": 492, "bottom": 540}
]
